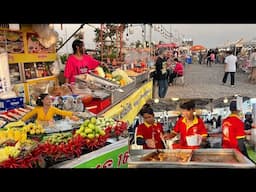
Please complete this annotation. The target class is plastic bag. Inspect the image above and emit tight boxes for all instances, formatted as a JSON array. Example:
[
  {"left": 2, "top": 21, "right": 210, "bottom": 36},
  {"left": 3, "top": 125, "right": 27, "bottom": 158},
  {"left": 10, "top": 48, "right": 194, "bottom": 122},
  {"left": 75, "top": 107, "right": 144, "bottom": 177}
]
[{"left": 50, "top": 59, "right": 61, "bottom": 76}]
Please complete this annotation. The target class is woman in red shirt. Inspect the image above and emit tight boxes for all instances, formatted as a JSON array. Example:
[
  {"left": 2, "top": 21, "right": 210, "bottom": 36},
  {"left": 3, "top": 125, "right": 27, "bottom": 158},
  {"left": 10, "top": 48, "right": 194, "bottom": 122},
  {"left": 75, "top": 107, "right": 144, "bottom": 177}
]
[
  {"left": 168, "top": 58, "right": 184, "bottom": 86},
  {"left": 136, "top": 104, "right": 165, "bottom": 149},
  {"left": 164, "top": 100, "right": 208, "bottom": 149},
  {"left": 64, "top": 39, "right": 100, "bottom": 84}
]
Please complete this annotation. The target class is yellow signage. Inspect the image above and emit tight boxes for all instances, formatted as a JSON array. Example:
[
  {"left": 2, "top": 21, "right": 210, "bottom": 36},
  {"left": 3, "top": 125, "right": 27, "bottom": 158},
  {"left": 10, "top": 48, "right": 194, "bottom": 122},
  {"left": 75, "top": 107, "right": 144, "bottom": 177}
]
[{"left": 103, "top": 81, "right": 153, "bottom": 124}]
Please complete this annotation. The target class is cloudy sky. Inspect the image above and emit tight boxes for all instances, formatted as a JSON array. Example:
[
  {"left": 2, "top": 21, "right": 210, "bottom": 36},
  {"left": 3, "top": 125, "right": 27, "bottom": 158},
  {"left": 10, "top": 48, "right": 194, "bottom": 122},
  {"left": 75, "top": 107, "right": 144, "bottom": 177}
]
[{"left": 54, "top": 24, "right": 256, "bottom": 54}]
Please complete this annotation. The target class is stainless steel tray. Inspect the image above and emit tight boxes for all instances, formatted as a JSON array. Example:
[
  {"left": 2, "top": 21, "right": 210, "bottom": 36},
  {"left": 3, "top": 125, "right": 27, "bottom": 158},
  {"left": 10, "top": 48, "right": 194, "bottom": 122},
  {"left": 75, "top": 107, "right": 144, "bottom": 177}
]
[
  {"left": 128, "top": 149, "right": 256, "bottom": 168},
  {"left": 129, "top": 71, "right": 149, "bottom": 85},
  {"left": 188, "top": 149, "right": 255, "bottom": 168}
]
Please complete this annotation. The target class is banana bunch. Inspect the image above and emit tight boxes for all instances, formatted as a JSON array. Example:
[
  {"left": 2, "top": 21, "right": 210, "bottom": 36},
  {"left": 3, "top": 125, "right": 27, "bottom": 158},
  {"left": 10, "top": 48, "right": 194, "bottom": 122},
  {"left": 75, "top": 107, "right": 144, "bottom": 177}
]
[
  {"left": 42, "top": 132, "right": 72, "bottom": 145},
  {"left": 15, "top": 139, "right": 37, "bottom": 151},
  {"left": 23, "top": 123, "right": 45, "bottom": 135},
  {"left": 0, "top": 129, "right": 27, "bottom": 144},
  {"left": 0, "top": 146, "right": 20, "bottom": 163},
  {"left": 4, "top": 120, "right": 25, "bottom": 129}
]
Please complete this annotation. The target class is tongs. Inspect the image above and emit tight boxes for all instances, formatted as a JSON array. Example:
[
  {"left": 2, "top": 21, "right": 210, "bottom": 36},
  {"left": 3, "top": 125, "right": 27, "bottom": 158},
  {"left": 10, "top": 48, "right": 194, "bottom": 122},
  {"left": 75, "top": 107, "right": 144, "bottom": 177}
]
[{"left": 160, "top": 134, "right": 168, "bottom": 149}]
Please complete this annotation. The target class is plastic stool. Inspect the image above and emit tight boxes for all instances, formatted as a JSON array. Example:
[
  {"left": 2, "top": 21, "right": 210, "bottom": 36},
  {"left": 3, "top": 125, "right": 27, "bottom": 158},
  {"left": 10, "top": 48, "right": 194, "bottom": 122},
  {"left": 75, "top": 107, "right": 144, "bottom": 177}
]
[{"left": 174, "top": 76, "right": 184, "bottom": 86}]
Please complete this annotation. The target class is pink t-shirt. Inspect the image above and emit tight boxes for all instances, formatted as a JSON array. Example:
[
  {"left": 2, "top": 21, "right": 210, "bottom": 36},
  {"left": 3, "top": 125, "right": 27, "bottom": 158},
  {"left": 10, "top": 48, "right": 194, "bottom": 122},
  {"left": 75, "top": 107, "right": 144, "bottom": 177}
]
[
  {"left": 64, "top": 54, "right": 100, "bottom": 83},
  {"left": 210, "top": 53, "right": 215, "bottom": 61}
]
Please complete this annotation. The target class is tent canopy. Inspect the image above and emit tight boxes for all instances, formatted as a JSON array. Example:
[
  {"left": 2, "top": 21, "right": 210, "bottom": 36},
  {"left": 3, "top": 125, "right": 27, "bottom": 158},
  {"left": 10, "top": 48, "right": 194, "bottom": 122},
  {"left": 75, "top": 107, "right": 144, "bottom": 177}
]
[{"left": 156, "top": 43, "right": 178, "bottom": 48}]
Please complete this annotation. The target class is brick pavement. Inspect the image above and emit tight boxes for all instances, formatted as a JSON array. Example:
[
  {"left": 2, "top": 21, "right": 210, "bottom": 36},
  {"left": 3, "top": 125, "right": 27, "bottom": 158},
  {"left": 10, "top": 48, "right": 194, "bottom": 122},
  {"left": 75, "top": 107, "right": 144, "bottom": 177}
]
[{"left": 165, "top": 63, "right": 256, "bottom": 99}]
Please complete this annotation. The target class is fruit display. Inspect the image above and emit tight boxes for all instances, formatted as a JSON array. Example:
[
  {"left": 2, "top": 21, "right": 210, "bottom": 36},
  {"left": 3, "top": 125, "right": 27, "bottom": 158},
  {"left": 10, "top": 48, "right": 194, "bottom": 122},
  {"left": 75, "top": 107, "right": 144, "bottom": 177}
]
[
  {"left": 105, "top": 120, "right": 128, "bottom": 138},
  {"left": 95, "top": 117, "right": 116, "bottom": 130},
  {"left": 0, "top": 129, "right": 27, "bottom": 144},
  {"left": 0, "top": 146, "right": 20, "bottom": 163},
  {"left": 125, "top": 69, "right": 140, "bottom": 76},
  {"left": 75, "top": 117, "right": 110, "bottom": 150},
  {"left": 22, "top": 122, "right": 45, "bottom": 135},
  {"left": 42, "top": 132, "right": 73, "bottom": 145},
  {"left": 111, "top": 69, "right": 133, "bottom": 86},
  {"left": 4, "top": 120, "right": 25, "bottom": 129},
  {"left": 94, "top": 66, "right": 105, "bottom": 78},
  {"left": 76, "top": 117, "right": 106, "bottom": 139},
  {"left": 0, "top": 101, "right": 130, "bottom": 167},
  {"left": 15, "top": 139, "right": 38, "bottom": 152},
  {"left": 38, "top": 135, "right": 85, "bottom": 163}
]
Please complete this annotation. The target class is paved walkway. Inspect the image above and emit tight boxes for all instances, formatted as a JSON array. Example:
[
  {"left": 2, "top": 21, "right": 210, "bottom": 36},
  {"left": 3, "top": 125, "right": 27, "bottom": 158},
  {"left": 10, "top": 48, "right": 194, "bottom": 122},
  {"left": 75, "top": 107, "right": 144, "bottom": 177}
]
[{"left": 164, "top": 63, "right": 256, "bottom": 99}]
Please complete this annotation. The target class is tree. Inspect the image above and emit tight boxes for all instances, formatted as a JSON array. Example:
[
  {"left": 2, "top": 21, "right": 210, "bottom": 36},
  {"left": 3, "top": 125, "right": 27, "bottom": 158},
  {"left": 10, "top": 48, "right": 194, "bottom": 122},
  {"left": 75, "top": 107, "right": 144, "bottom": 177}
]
[{"left": 94, "top": 24, "right": 127, "bottom": 61}]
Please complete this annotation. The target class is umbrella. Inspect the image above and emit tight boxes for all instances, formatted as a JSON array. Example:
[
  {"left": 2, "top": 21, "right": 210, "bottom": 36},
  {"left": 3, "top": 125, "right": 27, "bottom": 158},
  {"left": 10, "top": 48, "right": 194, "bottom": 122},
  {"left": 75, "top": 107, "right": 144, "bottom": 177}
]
[{"left": 190, "top": 45, "right": 206, "bottom": 51}]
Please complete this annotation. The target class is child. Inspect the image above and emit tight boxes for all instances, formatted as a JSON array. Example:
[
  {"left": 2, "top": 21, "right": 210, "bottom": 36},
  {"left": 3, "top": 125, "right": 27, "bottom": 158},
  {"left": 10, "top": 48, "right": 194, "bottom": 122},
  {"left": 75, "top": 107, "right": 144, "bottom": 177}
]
[{"left": 136, "top": 104, "right": 165, "bottom": 149}]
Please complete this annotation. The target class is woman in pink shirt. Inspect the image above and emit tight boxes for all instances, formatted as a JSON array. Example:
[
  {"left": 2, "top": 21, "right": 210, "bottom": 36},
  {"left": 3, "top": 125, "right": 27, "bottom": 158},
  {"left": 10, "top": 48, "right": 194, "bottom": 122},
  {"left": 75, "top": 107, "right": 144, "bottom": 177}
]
[
  {"left": 168, "top": 58, "right": 184, "bottom": 85},
  {"left": 64, "top": 39, "right": 100, "bottom": 83}
]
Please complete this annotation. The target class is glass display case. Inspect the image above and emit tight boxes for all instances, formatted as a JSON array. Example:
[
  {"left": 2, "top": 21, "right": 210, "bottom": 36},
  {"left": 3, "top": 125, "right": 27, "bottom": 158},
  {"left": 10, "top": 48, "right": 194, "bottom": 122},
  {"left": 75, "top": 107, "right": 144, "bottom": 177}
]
[
  {"left": 9, "top": 63, "right": 24, "bottom": 84},
  {"left": 23, "top": 61, "right": 54, "bottom": 81}
]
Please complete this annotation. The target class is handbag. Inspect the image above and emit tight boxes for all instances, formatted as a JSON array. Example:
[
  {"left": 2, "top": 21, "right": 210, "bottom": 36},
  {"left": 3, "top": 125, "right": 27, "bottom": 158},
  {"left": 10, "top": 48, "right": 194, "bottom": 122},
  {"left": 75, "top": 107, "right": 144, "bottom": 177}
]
[{"left": 149, "top": 70, "right": 156, "bottom": 78}]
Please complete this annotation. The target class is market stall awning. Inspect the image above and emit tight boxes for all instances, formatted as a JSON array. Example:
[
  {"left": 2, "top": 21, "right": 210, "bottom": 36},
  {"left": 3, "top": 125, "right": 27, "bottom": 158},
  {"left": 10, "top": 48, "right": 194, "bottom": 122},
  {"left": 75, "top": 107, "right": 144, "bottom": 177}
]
[
  {"left": 156, "top": 43, "right": 178, "bottom": 48},
  {"left": 190, "top": 45, "right": 206, "bottom": 52}
]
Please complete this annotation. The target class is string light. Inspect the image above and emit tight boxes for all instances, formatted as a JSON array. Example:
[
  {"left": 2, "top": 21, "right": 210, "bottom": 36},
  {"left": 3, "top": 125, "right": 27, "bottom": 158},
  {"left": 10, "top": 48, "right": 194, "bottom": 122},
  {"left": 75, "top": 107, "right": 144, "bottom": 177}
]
[{"left": 126, "top": 33, "right": 129, "bottom": 41}]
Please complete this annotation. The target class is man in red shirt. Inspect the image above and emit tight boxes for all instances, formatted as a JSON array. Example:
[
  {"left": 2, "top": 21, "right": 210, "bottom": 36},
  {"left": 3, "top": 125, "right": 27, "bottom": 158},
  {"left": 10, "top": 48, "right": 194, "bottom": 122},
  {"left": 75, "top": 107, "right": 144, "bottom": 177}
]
[
  {"left": 222, "top": 100, "right": 249, "bottom": 158},
  {"left": 136, "top": 104, "right": 164, "bottom": 149},
  {"left": 165, "top": 100, "right": 208, "bottom": 148}
]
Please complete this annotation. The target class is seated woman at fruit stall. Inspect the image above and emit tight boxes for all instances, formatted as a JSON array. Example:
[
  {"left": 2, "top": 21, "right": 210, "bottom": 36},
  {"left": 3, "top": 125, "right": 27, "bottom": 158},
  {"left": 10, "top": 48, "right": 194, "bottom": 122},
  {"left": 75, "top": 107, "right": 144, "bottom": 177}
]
[
  {"left": 21, "top": 93, "right": 79, "bottom": 126},
  {"left": 164, "top": 100, "right": 208, "bottom": 149},
  {"left": 136, "top": 104, "right": 165, "bottom": 149}
]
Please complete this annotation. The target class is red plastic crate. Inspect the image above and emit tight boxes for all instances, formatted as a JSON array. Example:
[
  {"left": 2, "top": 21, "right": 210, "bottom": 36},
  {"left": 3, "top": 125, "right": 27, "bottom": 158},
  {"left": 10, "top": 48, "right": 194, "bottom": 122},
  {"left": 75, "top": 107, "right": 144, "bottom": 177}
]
[{"left": 84, "top": 97, "right": 111, "bottom": 114}]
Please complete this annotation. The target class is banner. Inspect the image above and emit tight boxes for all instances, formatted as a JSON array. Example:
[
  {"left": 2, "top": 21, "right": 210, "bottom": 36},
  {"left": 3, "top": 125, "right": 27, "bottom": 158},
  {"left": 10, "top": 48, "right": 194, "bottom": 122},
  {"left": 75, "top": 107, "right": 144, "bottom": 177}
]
[
  {"left": 75, "top": 145, "right": 129, "bottom": 168},
  {"left": 103, "top": 81, "right": 153, "bottom": 124}
]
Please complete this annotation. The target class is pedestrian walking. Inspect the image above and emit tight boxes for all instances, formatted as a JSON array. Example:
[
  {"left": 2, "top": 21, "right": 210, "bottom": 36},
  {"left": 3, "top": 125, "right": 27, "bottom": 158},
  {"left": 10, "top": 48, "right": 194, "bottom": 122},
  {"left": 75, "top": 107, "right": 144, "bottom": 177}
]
[
  {"left": 154, "top": 48, "right": 169, "bottom": 98},
  {"left": 222, "top": 50, "right": 237, "bottom": 87}
]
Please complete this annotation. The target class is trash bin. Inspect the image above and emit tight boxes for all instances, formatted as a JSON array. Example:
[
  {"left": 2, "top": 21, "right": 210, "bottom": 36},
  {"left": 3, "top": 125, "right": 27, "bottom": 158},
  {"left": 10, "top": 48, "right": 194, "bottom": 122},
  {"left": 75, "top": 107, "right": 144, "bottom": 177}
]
[{"left": 186, "top": 56, "right": 192, "bottom": 64}]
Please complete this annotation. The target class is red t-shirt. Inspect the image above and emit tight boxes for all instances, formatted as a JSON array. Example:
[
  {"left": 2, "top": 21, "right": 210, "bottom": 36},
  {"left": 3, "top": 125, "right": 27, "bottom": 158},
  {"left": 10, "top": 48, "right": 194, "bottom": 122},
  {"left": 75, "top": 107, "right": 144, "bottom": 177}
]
[
  {"left": 174, "top": 62, "right": 184, "bottom": 76},
  {"left": 64, "top": 54, "right": 100, "bottom": 83},
  {"left": 222, "top": 114, "right": 245, "bottom": 151},
  {"left": 172, "top": 116, "right": 208, "bottom": 147},
  {"left": 136, "top": 122, "right": 164, "bottom": 149}
]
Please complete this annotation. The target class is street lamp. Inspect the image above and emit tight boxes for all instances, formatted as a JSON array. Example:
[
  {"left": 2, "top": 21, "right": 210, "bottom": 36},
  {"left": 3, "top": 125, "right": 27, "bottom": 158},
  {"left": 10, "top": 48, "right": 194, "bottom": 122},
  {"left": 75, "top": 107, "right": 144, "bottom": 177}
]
[{"left": 104, "top": 36, "right": 112, "bottom": 47}]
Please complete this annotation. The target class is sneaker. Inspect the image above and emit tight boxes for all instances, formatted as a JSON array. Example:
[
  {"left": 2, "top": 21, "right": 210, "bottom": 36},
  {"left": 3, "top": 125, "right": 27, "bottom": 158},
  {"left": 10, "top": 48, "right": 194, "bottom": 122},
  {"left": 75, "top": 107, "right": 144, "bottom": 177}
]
[{"left": 231, "top": 85, "right": 235, "bottom": 88}]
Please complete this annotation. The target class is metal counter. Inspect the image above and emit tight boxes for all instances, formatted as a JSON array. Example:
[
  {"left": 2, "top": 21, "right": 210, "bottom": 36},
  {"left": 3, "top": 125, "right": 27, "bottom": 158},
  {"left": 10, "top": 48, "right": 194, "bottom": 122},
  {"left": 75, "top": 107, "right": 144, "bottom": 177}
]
[{"left": 128, "top": 149, "right": 256, "bottom": 168}]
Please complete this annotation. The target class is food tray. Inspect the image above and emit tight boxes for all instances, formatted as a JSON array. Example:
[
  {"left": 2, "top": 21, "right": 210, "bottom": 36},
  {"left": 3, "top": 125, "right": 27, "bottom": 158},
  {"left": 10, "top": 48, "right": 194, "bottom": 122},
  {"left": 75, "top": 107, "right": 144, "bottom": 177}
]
[
  {"left": 140, "top": 149, "right": 192, "bottom": 163},
  {"left": 128, "top": 149, "right": 256, "bottom": 168},
  {"left": 44, "top": 120, "right": 82, "bottom": 134},
  {"left": 188, "top": 149, "right": 255, "bottom": 168},
  {"left": 129, "top": 71, "right": 149, "bottom": 85},
  {"left": 75, "top": 74, "right": 120, "bottom": 91}
]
